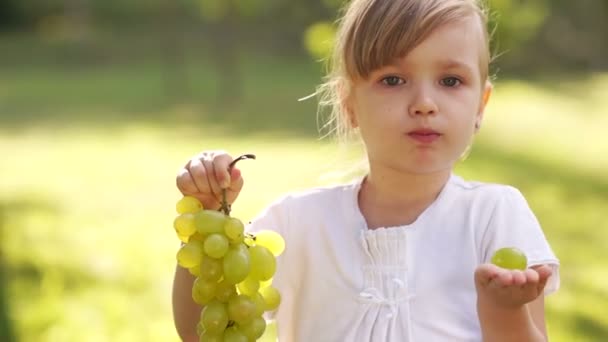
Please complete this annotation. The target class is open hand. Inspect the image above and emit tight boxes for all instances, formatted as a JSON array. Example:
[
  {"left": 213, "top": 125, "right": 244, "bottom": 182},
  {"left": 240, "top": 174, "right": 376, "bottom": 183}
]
[{"left": 474, "top": 264, "right": 552, "bottom": 308}]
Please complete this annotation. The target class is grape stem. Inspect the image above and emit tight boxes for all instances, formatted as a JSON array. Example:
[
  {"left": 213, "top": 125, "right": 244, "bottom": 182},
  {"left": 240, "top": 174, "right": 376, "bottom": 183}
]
[{"left": 219, "top": 154, "right": 256, "bottom": 216}]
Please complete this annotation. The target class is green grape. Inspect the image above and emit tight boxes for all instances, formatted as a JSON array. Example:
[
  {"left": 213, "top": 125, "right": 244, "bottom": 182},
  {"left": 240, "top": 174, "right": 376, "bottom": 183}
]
[
  {"left": 196, "top": 321, "right": 204, "bottom": 336},
  {"left": 199, "top": 255, "right": 223, "bottom": 281},
  {"left": 260, "top": 320, "right": 277, "bottom": 342},
  {"left": 250, "top": 292, "right": 266, "bottom": 317},
  {"left": 174, "top": 213, "right": 197, "bottom": 237},
  {"left": 204, "top": 234, "right": 230, "bottom": 259},
  {"left": 259, "top": 286, "right": 281, "bottom": 311},
  {"left": 244, "top": 235, "right": 255, "bottom": 247},
  {"left": 255, "top": 230, "right": 285, "bottom": 256},
  {"left": 192, "top": 277, "right": 216, "bottom": 305},
  {"left": 190, "top": 232, "right": 207, "bottom": 242},
  {"left": 259, "top": 278, "right": 272, "bottom": 289},
  {"left": 188, "top": 265, "right": 202, "bottom": 277},
  {"left": 249, "top": 245, "right": 276, "bottom": 281},
  {"left": 177, "top": 240, "right": 204, "bottom": 269},
  {"left": 223, "top": 326, "right": 249, "bottom": 342},
  {"left": 195, "top": 210, "right": 228, "bottom": 235},
  {"left": 176, "top": 196, "right": 203, "bottom": 214},
  {"left": 200, "top": 301, "right": 229, "bottom": 334},
  {"left": 224, "top": 217, "right": 245, "bottom": 242},
  {"left": 199, "top": 331, "right": 223, "bottom": 342},
  {"left": 223, "top": 247, "right": 251, "bottom": 284},
  {"left": 237, "top": 275, "right": 260, "bottom": 297},
  {"left": 491, "top": 247, "right": 527, "bottom": 270},
  {"left": 215, "top": 279, "right": 237, "bottom": 303},
  {"left": 177, "top": 232, "right": 189, "bottom": 243},
  {"left": 227, "top": 294, "right": 257, "bottom": 324},
  {"left": 240, "top": 316, "right": 267, "bottom": 340}
]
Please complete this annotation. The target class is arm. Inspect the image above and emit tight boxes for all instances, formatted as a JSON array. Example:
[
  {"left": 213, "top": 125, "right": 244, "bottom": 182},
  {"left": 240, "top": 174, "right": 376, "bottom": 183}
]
[
  {"left": 476, "top": 264, "right": 552, "bottom": 342},
  {"left": 172, "top": 265, "right": 200, "bottom": 342}
]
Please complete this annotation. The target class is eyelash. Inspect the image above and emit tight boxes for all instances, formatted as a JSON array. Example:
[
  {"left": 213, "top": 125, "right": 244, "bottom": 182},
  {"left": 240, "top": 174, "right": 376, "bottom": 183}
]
[{"left": 379, "top": 76, "right": 464, "bottom": 87}]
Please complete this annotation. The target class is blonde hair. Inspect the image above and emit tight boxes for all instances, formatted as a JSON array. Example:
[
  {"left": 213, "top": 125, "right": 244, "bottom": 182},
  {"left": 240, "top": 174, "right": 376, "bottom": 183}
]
[{"left": 315, "top": 0, "right": 491, "bottom": 143}]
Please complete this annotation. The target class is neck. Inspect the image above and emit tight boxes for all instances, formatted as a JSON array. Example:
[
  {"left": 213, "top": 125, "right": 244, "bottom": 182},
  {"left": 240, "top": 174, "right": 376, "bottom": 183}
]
[
  {"left": 358, "top": 165, "right": 451, "bottom": 228},
  {"left": 363, "top": 166, "right": 451, "bottom": 205}
]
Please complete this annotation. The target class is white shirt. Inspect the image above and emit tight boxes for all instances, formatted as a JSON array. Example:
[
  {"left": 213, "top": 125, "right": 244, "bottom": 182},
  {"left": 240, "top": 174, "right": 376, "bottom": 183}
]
[{"left": 246, "top": 174, "right": 560, "bottom": 342}]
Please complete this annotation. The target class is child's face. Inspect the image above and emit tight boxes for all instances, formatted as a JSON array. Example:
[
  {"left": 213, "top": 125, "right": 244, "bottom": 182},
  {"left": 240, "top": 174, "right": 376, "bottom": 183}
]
[{"left": 347, "top": 16, "right": 492, "bottom": 175}]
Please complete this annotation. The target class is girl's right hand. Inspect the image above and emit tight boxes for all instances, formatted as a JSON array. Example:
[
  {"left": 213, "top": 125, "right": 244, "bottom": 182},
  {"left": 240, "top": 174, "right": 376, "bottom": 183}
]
[{"left": 176, "top": 151, "right": 244, "bottom": 211}]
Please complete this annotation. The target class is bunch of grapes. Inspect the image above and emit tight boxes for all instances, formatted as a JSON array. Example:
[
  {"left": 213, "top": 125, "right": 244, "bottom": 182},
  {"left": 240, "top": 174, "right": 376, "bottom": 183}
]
[{"left": 173, "top": 155, "right": 284, "bottom": 341}]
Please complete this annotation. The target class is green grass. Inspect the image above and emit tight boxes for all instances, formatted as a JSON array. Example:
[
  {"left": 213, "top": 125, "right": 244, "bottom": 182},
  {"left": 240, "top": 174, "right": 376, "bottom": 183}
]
[{"left": 0, "top": 35, "right": 607, "bottom": 341}]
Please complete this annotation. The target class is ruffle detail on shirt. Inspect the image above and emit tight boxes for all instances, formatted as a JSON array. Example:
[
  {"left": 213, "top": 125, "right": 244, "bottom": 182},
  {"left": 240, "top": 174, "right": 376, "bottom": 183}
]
[{"left": 358, "top": 228, "right": 413, "bottom": 319}]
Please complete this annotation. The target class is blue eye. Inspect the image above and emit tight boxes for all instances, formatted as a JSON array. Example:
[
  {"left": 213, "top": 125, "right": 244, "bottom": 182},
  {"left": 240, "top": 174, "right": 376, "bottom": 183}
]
[
  {"left": 441, "top": 77, "right": 461, "bottom": 87},
  {"left": 381, "top": 76, "right": 405, "bottom": 86}
]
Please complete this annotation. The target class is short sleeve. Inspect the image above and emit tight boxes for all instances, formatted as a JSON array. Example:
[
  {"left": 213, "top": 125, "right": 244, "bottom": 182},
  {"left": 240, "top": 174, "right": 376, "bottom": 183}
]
[
  {"left": 245, "top": 195, "right": 291, "bottom": 239},
  {"left": 244, "top": 195, "right": 292, "bottom": 320},
  {"left": 481, "top": 186, "right": 560, "bottom": 296}
]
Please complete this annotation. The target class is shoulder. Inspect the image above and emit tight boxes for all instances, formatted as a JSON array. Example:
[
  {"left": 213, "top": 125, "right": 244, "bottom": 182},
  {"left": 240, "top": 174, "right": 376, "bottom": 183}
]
[
  {"left": 446, "top": 174, "right": 529, "bottom": 208},
  {"left": 280, "top": 180, "right": 358, "bottom": 206}
]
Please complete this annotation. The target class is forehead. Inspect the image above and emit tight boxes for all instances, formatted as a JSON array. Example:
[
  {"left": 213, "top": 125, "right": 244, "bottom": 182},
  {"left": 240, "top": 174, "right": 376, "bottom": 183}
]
[{"left": 392, "top": 17, "right": 485, "bottom": 72}]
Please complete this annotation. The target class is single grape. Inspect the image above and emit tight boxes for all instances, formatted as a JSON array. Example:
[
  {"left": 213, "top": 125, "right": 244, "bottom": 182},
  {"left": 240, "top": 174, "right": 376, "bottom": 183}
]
[
  {"left": 173, "top": 213, "right": 197, "bottom": 237},
  {"left": 215, "top": 279, "right": 237, "bottom": 303},
  {"left": 199, "top": 255, "right": 223, "bottom": 281},
  {"left": 200, "top": 301, "right": 229, "bottom": 334},
  {"left": 176, "top": 240, "right": 204, "bottom": 269},
  {"left": 176, "top": 232, "right": 189, "bottom": 244},
  {"left": 491, "top": 247, "right": 527, "bottom": 270},
  {"left": 259, "top": 278, "right": 273, "bottom": 289},
  {"left": 190, "top": 232, "right": 207, "bottom": 242},
  {"left": 188, "top": 265, "right": 201, "bottom": 277},
  {"left": 199, "top": 331, "right": 223, "bottom": 342},
  {"left": 192, "top": 277, "right": 216, "bottom": 306},
  {"left": 204, "top": 234, "right": 230, "bottom": 259},
  {"left": 227, "top": 294, "right": 257, "bottom": 324},
  {"left": 250, "top": 292, "right": 266, "bottom": 317},
  {"left": 223, "top": 247, "right": 251, "bottom": 284},
  {"left": 237, "top": 275, "right": 260, "bottom": 297},
  {"left": 239, "top": 316, "right": 267, "bottom": 340},
  {"left": 176, "top": 196, "right": 203, "bottom": 214},
  {"left": 255, "top": 230, "right": 285, "bottom": 256},
  {"left": 259, "top": 286, "right": 281, "bottom": 311},
  {"left": 195, "top": 210, "right": 228, "bottom": 235},
  {"left": 260, "top": 320, "right": 277, "bottom": 342},
  {"left": 224, "top": 217, "right": 245, "bottom": 242},
  {"left": 223, "top": 326, "right": 249, "bottom": 342},
  {"left": 249, "top": 245, "right": 276, "bottom": 281}
]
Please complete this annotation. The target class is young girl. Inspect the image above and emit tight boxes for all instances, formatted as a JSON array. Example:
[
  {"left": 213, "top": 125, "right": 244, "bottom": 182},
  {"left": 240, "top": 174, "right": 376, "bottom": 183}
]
[{"left": 173, "top": 0, "right": 560, "bottom": 341}]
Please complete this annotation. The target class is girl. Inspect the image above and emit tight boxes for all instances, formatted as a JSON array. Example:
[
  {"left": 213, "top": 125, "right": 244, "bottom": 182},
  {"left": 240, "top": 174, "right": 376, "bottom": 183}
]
[{"left": 173, "top": 0, "right": 560, "bottom": 341}]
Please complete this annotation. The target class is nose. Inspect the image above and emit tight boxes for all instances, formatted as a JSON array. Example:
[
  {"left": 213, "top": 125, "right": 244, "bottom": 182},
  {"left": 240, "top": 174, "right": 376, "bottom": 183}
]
[{"left": 408, "top": 88, "right": 438, "bottom": 116}]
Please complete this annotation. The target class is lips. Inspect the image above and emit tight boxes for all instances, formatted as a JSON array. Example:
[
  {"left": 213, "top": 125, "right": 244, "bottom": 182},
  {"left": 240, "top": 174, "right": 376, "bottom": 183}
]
[{"left": 407, "top": 129, "right": 442, "bottom": 144}]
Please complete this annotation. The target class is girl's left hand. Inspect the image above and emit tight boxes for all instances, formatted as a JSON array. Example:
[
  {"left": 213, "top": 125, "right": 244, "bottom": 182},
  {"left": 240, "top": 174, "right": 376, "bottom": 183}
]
[{"left": 474, "top": 264, "right": 553, "bottom": 308}]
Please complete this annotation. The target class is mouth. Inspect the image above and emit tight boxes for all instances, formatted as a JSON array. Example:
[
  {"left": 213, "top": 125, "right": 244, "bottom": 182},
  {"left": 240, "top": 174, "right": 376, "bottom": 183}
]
[{"left": 407, "top": 129, "right": 442, "bottom": 144}]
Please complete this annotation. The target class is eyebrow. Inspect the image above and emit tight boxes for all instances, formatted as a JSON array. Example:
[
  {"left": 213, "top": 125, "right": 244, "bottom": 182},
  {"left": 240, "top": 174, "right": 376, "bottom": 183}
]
[{"left": 435, "top": 59, "right": 475, "bottom": 74}]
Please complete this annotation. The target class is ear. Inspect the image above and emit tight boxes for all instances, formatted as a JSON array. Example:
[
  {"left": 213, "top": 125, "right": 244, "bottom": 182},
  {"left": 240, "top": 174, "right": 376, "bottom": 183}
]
[{"left": 475, "top": 80, "right": 493, "bottom": 132}]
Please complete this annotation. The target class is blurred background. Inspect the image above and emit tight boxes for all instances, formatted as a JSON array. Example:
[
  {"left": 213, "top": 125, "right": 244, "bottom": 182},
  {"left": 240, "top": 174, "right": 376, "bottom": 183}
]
[{"left": 1, "top": 0, "right": 607, "bottom": 341}]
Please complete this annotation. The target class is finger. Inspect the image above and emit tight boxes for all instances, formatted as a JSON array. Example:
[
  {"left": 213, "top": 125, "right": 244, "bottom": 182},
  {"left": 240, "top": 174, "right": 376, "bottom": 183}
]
[
  {"left": 176, "top": 168, "right": 199, "bottom": 195},
  {"left": 202, "top": 159, "right": 222, "bottom": 201},
  {"left": 475, "top": 264, "right": 499, "bottom": 286},
  {"left": 524, "top": 269, "right": 540, "bottom": 284},
  {"left": 188, "top": 158, "right": 211, "bottom": 195},
  {"left": 511, "top": 270, "right": 526, "bottom": 286},
  {"left": 534, "top": 265, "right": 553, "bottom": 292},
  {"left": 212, "top": 154, "right": 234, "bottom": 189},
  {"left": 226, "top": 167, "right": 244, "bottom": 204},
  {"left": 494, "top": 270, "right": 513, "bottom": 287}
]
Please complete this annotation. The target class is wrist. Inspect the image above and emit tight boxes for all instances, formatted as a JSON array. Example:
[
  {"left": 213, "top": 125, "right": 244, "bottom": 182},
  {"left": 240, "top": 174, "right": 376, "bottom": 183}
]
[{"left": 477, "top": 298, "right": 544, "bottom": 342}]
